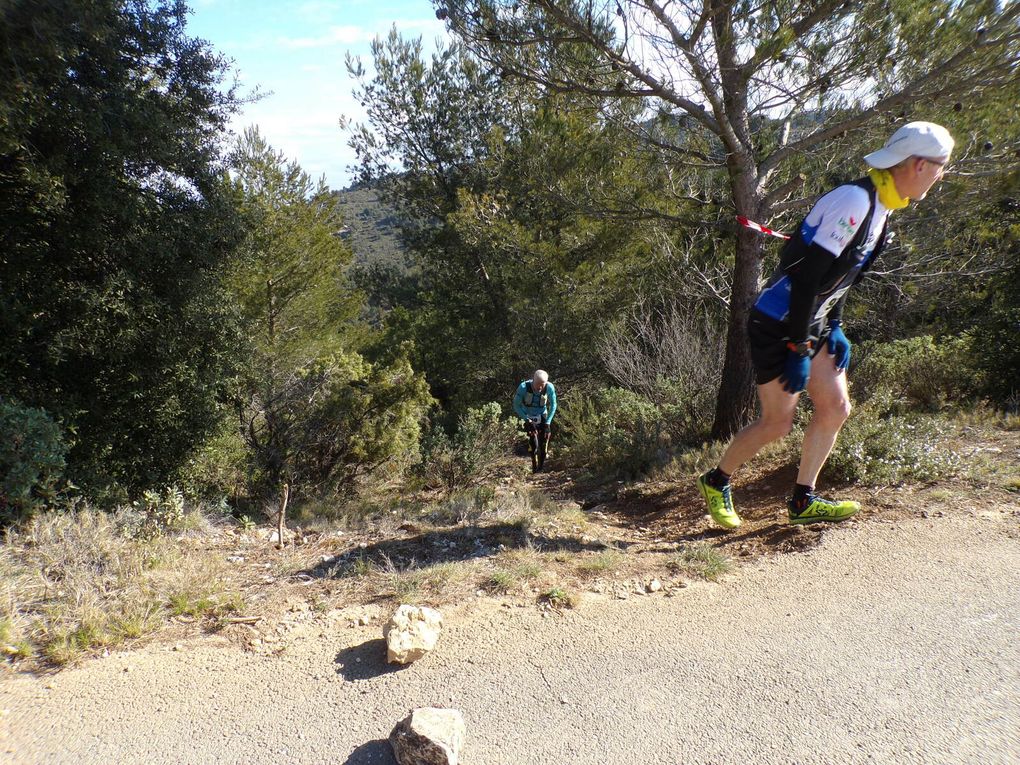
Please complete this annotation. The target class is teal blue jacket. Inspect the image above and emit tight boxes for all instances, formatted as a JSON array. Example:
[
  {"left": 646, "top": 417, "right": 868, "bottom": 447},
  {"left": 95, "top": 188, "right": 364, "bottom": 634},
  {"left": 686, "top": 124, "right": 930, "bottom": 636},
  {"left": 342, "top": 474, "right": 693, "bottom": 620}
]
[{"left": 513, "top": 380, "right": 556, "bottom": 423}]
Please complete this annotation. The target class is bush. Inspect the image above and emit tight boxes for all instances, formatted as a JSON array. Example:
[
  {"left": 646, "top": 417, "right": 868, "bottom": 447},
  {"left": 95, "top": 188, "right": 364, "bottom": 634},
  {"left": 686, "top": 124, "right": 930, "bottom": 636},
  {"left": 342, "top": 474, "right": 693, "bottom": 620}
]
[
  {"left": 599, "top": 303, "right": 722, "bottom": 444},
  {"left": 825, "top": 392, "right": 961, "bottom": 485},
  {"left": 648, "top": 378, "right": 716, "bottom": 446},
  {"left": 852, "top": 335, "right": 982, "bottom": 412},
  {"left": 240, "top": 347, "right": 433, "bottom": 504},
  {"left": 977, "top": 304, "right": 1020, "bottom": 408},
  {"left": 418, "top": 403, "right": 518, "bottom": 491},
  {"left": 137, "top": 486, "right": 188, "bottom": 538},
  {"left": 558, "top": 387, "right": 668, "bottom": 480},
  {"left": 0, "top": 400, "right": 68, "bottom": 524},
  {"left": 180, "top": 418, "right": 248, "bottom": 502}
]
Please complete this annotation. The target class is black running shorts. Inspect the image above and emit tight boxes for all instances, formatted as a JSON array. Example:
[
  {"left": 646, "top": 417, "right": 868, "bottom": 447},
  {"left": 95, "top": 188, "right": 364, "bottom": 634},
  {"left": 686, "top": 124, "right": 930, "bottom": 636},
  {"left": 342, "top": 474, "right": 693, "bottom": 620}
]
[{"left": 747, "top": 309, "right": 829, "bottom": 386}]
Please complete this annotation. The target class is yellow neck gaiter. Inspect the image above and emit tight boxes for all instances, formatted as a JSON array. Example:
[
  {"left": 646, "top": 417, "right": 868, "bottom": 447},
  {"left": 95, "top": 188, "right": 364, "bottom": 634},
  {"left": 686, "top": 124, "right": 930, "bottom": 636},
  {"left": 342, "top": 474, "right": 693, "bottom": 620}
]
[{"left": 868, "top": 168, "right": 909, "bottom": 209}]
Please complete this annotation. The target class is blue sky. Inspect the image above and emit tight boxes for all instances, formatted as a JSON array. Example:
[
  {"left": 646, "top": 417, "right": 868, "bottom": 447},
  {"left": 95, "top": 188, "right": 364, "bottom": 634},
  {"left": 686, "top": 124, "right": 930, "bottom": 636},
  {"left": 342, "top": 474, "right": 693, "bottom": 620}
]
[{"left": 187, "top": 0, "right": 448, "bottom": 189}]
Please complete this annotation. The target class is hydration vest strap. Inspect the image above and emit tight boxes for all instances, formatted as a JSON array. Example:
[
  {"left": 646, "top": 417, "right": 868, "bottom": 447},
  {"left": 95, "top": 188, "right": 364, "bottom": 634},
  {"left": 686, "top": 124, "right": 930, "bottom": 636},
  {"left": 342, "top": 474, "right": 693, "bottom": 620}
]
[{"left": 522, "top": 381, "right": 548, "bottom": 409}]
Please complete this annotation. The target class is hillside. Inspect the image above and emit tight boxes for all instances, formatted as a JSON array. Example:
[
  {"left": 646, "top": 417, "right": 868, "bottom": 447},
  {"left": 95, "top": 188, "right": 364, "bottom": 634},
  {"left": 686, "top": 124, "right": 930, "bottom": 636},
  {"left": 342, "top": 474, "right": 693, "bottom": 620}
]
[{"left": 333, "top": 187, "right": 411, "bottom": 272}]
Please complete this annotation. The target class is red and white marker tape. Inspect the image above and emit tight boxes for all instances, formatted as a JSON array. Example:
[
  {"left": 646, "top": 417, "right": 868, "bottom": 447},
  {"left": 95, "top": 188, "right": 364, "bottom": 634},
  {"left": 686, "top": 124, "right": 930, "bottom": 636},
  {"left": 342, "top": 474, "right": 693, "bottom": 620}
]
[{"left": 735, "top": 215, "right": 790, "bottom": 240}]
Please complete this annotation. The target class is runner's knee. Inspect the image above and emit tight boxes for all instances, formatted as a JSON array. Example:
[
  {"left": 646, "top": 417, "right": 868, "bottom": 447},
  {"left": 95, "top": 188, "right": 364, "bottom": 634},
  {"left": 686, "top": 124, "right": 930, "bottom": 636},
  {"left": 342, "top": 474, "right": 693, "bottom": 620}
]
[{"left": 816, "top": 396, "right": 852, "bottom": 425}]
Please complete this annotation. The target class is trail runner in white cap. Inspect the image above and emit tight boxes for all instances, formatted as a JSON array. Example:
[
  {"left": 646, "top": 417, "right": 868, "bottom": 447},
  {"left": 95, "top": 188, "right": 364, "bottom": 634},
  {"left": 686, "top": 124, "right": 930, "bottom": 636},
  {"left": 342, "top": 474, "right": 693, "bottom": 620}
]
[{"left": 698, "top": 122, "right": 955, "bottom": 529}]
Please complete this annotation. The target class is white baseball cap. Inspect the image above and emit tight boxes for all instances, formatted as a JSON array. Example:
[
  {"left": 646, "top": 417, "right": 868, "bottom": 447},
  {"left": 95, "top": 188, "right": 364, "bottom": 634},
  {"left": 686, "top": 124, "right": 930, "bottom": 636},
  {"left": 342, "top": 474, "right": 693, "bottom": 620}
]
[{"left": 864, "top": 122, "right": 955, "bottom": 169}]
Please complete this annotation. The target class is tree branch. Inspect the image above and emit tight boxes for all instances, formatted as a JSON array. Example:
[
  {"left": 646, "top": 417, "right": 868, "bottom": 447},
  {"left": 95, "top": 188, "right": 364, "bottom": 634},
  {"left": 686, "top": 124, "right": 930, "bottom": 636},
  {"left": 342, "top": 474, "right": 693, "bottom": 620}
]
[{"left": 759, "top": 9, "right": 1020, "bottom": 176}]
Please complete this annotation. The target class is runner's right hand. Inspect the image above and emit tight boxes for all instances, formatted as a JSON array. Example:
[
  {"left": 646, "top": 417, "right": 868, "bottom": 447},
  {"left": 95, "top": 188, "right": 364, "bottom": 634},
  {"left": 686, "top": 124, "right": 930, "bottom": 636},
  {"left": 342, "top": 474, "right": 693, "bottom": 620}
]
[{"left": 779, "top": 351, "right": 811, "bottom": 393}]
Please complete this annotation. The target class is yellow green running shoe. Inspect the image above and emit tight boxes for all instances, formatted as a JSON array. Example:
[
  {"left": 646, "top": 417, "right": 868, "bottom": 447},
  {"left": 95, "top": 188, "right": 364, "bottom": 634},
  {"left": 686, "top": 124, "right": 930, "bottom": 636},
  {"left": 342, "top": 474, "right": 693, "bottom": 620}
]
[
  {"left": 788, "top": 495, "right": 860, "bottom": 525},
  {"left": 697, "top": 472, "right": 741, "bottom": 529}
]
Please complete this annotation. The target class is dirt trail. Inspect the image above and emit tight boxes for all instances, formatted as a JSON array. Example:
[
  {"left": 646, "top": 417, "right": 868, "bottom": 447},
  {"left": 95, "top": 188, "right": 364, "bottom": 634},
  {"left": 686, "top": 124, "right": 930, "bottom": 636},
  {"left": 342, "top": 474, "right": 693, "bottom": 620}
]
[{"left": 2, "top": 502, "right": 1017, "bottom": 765}]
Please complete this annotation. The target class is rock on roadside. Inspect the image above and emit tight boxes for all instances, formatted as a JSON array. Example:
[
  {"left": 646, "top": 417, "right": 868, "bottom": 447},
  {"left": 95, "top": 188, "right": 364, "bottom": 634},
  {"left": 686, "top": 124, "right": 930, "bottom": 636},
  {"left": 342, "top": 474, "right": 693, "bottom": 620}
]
[
  {"left": 384, "top": 605, "right": 443, "bottom": 664},
  {"left": 390, "top": 707, "right": 465, "bottom": 765}
]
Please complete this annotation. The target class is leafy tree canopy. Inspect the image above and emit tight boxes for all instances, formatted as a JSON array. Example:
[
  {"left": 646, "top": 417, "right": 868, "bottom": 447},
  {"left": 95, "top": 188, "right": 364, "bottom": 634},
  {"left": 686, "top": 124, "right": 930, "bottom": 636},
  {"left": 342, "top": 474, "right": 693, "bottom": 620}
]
[{"left": 0, "top": 0, "right": 246, "bottom": 497}]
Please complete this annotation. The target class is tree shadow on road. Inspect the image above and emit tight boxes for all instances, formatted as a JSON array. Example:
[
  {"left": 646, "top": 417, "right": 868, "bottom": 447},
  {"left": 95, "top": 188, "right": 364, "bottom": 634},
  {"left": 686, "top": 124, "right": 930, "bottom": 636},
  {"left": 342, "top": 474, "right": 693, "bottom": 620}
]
[
  {"left": 301, "top": 522, "right": 616, "bottom": 581},
  {"left": 344, "top": 739, "right": 396, "bottom": 765}
]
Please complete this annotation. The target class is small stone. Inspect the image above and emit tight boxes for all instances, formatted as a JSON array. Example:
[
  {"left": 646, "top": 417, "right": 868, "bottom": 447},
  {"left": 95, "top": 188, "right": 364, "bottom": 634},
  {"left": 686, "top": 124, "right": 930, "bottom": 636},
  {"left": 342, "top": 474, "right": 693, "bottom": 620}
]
[
  {"left": 358, "top": 542, "right": 368, "bottom": 549},
  {"left": 560, "top": 695, "right": 569, "bottom": 704},
  {"left": 384, "top": 605, "right": 444, "bottom": 664},
  {"left": 358, "top": 616, "right": 370, "bottom": 626},
  {"left": 390, "top": 708, "right": 465, "bottom": 765},
  {"left": 647, "top": 579, "right": 662, "bottom": 593},
  {"left": 172, "top": 643, "right": 183, "bottom": 652}
]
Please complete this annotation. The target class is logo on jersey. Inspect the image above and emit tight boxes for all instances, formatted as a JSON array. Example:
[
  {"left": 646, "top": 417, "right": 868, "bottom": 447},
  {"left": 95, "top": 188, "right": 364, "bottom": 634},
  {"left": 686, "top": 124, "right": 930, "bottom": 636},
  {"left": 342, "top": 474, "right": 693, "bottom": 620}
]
[{"left": 837, "top": 217, "right": 856, "bottom": 235}]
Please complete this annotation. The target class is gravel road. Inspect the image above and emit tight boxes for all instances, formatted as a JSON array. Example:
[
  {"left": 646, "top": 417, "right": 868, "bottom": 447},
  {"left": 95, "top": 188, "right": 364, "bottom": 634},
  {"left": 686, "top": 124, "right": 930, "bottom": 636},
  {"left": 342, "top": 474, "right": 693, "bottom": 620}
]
[{"left": 2, "top": 507, "right": 1017, "bottom": 765}]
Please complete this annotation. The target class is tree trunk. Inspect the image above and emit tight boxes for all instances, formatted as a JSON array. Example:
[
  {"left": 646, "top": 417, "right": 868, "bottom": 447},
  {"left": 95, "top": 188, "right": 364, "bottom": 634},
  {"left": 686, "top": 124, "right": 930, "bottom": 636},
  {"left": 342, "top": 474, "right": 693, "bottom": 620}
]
[
  {"left": 712, "top": 162, "right": 764, "bottom": 439},
  {"left": 275, "top": 481, "right": 290, "bottom": 549}
]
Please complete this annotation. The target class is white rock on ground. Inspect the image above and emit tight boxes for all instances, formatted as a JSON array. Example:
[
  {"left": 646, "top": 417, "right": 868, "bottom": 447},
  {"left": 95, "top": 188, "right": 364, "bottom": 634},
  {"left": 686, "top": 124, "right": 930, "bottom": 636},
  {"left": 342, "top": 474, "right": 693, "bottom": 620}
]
[
  {"left": 389, "top": 707, "right": 465, "bottom": 765},
  {"left": 384, "top": 605, "right": 443, "bottom": 664}
]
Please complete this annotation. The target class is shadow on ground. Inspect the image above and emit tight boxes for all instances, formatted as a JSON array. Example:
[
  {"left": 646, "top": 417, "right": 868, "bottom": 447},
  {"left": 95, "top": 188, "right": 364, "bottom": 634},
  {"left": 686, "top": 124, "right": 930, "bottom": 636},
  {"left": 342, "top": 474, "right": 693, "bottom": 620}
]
[
  {"left": 336, "top": 639, "right": 407, "bottom": 682},
  {"left": 344, "top": 739, "right": 396, "bottom": 765},
  {"left": 301, "top": 523, "right": 617, "bottom": 581}
]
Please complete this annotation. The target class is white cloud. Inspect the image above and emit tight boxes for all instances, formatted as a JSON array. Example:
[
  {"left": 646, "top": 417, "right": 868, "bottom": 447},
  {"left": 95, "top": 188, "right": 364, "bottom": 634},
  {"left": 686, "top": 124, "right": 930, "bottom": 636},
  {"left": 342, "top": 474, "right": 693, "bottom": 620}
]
[
  {"left": 277, "top": 17, "right": 447, "bottom": 50},
  {"left": 278, "top": 25, "right": 373, "bottom": 49}
]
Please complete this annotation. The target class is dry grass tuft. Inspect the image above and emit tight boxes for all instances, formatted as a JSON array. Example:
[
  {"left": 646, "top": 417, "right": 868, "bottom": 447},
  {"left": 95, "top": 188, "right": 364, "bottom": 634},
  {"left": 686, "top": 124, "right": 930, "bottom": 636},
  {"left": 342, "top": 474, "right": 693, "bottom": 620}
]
[
  {"left": 667, "top": 544, "right": 732, "bottom": 582},
  {"left": 1, "top": 506, "right": 244, "bottom": 667},
  {"left": 539, "top": 585, "right": 577, "bottom": 609},
  {"left": 575, "top": 549, "right": 623, "bottom": 578}
]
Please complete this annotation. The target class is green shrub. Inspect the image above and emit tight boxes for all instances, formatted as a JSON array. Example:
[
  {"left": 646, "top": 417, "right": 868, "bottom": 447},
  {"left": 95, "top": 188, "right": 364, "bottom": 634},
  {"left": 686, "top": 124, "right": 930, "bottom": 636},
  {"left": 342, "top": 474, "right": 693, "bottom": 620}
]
[
  {"left": 240, "top": 347, "right": 433, "bottom": 504},
  {"left": 180, "top": 418, "right": 248, "bottom": 502},
  {"left": 648, "top": 378, "right": 716, "bottom": 447},
  {"left": 826, "top": 393, "right": 961, "bottom": 485},
  {"left": 137, "top": 486, "right": 187, "bottom": 538},
  {"left": 559, "top": 387, "right": 667, "bottom": 480},
  {"left": 0, "top": 400, "right": 68, "bottom": 524},
  {"left": 977, "top": 305, "right": 1020, "bottom": 407},
  {"left": 852, "top": 335, "right": 982, "bottom": 412},
  {"left": 418, "top": 403, "right": 517, "bottom": 491}
]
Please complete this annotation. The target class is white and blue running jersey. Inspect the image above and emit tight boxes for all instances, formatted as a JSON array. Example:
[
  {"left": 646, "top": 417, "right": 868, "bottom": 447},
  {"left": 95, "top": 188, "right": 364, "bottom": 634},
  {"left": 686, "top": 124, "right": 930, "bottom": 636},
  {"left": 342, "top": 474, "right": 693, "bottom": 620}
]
[{"left": 754, "top": 184, "right": 890, "bottom": 326}]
